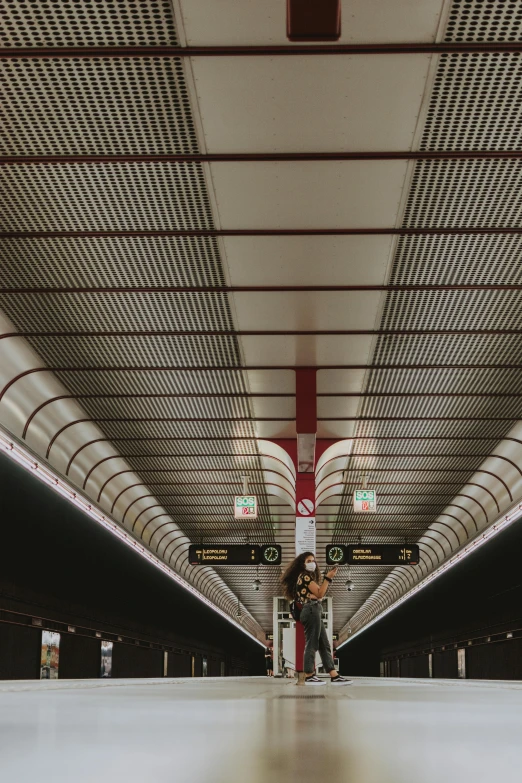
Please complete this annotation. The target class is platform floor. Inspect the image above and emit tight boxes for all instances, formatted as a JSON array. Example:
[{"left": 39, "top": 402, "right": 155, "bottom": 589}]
[{"left": 1, "top": 676, "right": 521, "bottom": 782}]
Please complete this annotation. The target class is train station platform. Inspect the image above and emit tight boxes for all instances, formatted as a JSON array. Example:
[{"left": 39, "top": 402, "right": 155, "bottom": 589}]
[{"left": 1, "top": 677, "right": 521, "bottom": 783}]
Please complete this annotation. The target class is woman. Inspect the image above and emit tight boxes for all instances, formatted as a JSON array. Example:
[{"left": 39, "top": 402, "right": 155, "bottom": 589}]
[
  {"left": 281, "top": 551, "right": 351, "bottom": 685},
  {"left": 264, "top": 645, "right": 273, "bottom": 677}
]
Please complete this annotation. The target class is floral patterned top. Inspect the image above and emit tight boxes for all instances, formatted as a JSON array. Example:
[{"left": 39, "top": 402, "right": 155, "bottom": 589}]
[{"left": 295, "top": 571, "right": 317, "bottom": 603}]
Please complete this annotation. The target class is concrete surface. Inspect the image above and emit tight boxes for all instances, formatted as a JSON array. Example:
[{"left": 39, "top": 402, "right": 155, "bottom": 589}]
[{"left": 1, "top": 676, "right": 521, "bottom": 782}]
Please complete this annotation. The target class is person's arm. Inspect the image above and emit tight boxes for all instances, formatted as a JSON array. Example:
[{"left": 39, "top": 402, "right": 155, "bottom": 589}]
[{"left": 307, "top": 567, "right": 338, "bottom": 599}]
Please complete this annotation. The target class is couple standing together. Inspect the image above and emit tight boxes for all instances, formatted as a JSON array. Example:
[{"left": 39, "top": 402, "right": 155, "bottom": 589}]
[{"left": 281, "top": 551, "right": 351, "bottom": 685}]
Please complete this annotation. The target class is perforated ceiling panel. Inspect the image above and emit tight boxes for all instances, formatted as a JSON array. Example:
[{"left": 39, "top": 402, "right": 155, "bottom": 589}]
[
  {"left": 334, "top": 0, "right": 522, "bottom": 634},
  {"left": 1, "top": 0, "right": 178, "bottom": 46},
  {"left": 57, "top": 368, "right": 255, "bottom": 397},
  {"left": 2, "top": 164, "right": 215, "bottom": 231},
  {"left": 444, "top": 0, "right": 522, "bottom": 42},
  {"left": 380, "top": 235, "right": 522, "bottom": 286},
  {"left": 27, "top": 335, "right": 243, "bottom": 370},
  {"left": 0, "top": 0, "right": 278, "bottom": 637},
  {"left": 0, "top": 292, "right": 236, "bottom": 331},
  {"left": 0, "top": 237, "right": 225, "bottom": 286},
  {"left": 2, "top": 59, "right": 196, "bottom": 155}
]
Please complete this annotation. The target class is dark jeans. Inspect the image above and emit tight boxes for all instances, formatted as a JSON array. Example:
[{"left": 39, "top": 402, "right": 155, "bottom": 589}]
[{"left": 301, "top": 601, "right": 335, "bottom": 674}]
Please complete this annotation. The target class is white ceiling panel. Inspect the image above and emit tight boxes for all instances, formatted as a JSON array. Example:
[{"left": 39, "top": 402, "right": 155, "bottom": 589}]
[
  {"left": 223, "top": 236, "right": 394, "bottom": 285},
  {"left": 317, "top": 397, "right": 360, "bottom": 418},
  {"left": 209, "top": 161, "right": 410, "bottom": 228},
  {"left": 254, "top": 421, "right": 297, "bottom": 439},
  {"left": 317, "top": 420, "right": 358, "bottom": 438},
  {"left": 178, "top": 0, "right": 445, "bottom": 45},
  {"left": 191, "top": 55, "right": 432, "bottom": 153},
  {"left": 232, "top": 291, "right": 381, "bottom": 330},
  {"left": 240, "top": 335, "right": 375, "bottom": 365},
  {"left": 318, "top": 369, "right": 367, "bottom": 392},
  {"left": 241, "top": 335, "right": 373, "bottom": 367},
  {"left": 250, "top": 397, "right": 295, "bottom": 419},
  {"left": 245, "top": 369, "right": 295, "bottom": 393}
]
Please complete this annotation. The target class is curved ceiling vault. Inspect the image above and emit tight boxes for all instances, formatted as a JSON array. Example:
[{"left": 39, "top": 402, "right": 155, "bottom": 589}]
[
  {"left": 2, "top": 0, "right": 522, "bottom": 642},
  {"left": 0, "top": 313, "right": 266, "bottom": 642}
]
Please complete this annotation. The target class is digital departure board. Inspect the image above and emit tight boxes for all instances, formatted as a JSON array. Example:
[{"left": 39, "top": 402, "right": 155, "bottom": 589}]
[
  {"left": 325, "top": 544, "right": 419, "bottom": 566},
  {"left": 189, "top": 544, "right": 282, "bottom": 566}
]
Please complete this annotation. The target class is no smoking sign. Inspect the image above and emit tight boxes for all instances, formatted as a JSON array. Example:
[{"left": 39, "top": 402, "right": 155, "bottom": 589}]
[{"left": 297, "top": 498, "right": 315, "bottom": 516}]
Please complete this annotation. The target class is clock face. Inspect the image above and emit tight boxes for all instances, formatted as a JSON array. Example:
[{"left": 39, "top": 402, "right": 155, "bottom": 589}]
[
  {"left": 263, "top": 546, "right": 280, "bottom": 563},
  {"left": 328, "top": 546, "right": 345, "bottom": 564}
]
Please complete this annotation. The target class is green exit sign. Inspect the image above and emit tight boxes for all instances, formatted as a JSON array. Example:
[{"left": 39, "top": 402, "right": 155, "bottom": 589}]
[{"left": 234, "top": 495, "right": 257, "bottom": 519}]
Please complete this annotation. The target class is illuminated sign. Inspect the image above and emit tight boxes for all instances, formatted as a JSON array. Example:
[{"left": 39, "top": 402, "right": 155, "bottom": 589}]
[
  {"left": 325, "top": 544, "right": 419, "bottom": 566},
  {"left": 189, "top": 544, "right": 281, "bottom": 566},
  {"left": 234, "top": 495, "right": 258, "bottom": 518},
  {"left": 353, "top": 490, "right": 377, "bottom": 513}
]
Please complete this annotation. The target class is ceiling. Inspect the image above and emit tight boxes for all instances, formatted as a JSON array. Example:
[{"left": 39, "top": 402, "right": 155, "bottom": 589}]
[{"left": 2, "top": 0, "right": 522, "bottom": 643}]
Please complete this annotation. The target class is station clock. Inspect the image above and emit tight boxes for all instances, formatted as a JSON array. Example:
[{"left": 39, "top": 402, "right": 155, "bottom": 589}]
[{"left": 260, "top": 545, "right": 282, "bottom": 565}]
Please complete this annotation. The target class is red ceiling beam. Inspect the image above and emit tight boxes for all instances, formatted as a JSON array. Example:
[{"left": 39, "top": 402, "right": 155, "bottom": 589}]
[
  {"left": 3, "top": 365, "right": 521, "bottom": 405},
  {"left": 3, "top": 328, "right": 522, "bottom": 337},
  {"left": 77, "top": 450, "right": 519, "bottom": 460},
  {"left": 63, "top": 434, "right": 522, "bottom": 477},
  {"left": 3, "top": 283, "right": 522, "bottom": 293},
  {"left": 20, "top": 390, "right": 522, "bottom": 437},
  {"left": 73, "top": 435, "right": 520, "bottom": 442},
  {"left": 2, "top": 43, "right": 522, "bottom": 57},
  {"left": 0, "top": 329, "right": 520, "bottom": 342},
  {"left": 48, "top": 391, "right": 521, "bottom": 398},
  {"left": 328, "top": 468, "right": 512, "bottom": 499},
  {"left": 20, "top": 387, "right": 522, "bottom": 438},
  {"left": 44, "top": 414, "right": 521, "bottom": 458},
  {"left": 3, "top": 228, "right": 522, "bottom": 237},
  {"left": 3, "top": 151, "right": 522, "bottom": 164}
]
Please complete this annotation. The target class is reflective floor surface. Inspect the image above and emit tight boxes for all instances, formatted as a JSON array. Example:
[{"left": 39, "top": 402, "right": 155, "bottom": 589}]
[{"left": 1, "top": 676, "right": 521, "bottom": 782}]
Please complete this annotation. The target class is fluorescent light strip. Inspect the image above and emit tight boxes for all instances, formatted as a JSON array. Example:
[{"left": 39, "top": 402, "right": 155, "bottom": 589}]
[
  {"left": 0, "top": 429, "right": 265, "bottom": 647},
  {"left": 337, "top": 501, "right": 522, "bottom": 650}
]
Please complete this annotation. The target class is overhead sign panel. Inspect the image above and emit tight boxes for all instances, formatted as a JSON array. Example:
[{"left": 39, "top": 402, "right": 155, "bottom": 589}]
[
  {"left": 234, "top": 495, "right": 258, "bottom": 518},
  {"left": 353, "top": 490, "right": 377, "bottom": 513},
  {"left": 349, "top": 545, "right": 419, "bottom": 565},
  {"left": 189, "top": 544, "right": 281, "bottom": 566},
  {"left": 325, "top": 544, "right": 419, "bottom": 566}
]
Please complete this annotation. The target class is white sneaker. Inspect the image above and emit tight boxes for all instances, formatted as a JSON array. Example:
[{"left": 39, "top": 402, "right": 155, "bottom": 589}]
[
  {"left": 330, "top": 675, "right": 352, "bottom": 685},
  {"left": 305, "top": 675, "right": 326, "bottom": 685}
]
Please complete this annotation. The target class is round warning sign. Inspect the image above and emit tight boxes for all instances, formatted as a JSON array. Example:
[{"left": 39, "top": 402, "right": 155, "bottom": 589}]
[{"left": 297, "top": 498, "right": 315, "bottom": 516}]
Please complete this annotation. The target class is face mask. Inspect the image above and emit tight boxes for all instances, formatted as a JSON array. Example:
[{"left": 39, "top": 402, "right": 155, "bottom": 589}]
[{"left": 305, "top": 562, "right": 316, "bottom": 572}]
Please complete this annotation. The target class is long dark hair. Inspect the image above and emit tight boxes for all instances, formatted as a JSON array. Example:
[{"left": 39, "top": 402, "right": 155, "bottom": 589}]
[{"left": 281, "top": 552, "right": 320, "bottom": 601}]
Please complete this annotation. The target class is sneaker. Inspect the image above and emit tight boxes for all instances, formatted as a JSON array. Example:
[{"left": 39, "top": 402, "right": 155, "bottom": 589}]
[
  {"left": 330, "top": 675, "right": 352, "bottom": 685},
  {"left": 305, "top": 675, "right": 326, "bottom": 685}
]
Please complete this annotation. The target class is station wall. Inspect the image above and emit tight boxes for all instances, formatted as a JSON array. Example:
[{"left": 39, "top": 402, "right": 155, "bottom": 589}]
[
  {"left": 338, "top": 514, "right": 522, "bottom": 681},
  {"left": 0, "top": 453, "right": 264, "bottom": 680}
]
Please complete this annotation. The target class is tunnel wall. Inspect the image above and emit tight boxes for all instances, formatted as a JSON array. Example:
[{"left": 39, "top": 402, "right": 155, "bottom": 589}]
[
  {"left": 0, "top": 453, "right": 264, "bottom": 680},
  {"left": 338, "top": 514, "right": 522, "bottom": 680}
]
